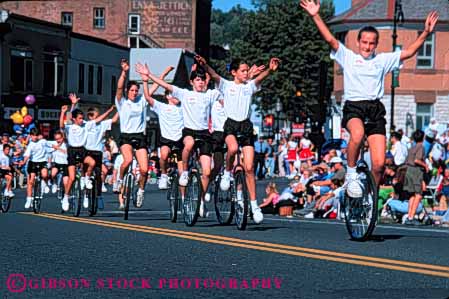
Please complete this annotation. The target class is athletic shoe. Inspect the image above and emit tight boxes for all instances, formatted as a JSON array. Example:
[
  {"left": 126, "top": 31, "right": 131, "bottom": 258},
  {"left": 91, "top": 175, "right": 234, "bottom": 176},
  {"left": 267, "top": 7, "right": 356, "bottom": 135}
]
[
  {"left": 101, "top": 183, "right": 107, "bottom": 193},
  {"left": 304, "top": 212, "right": 315, "bottom": 219},
  {"left": 178, "top": 171, "right": 189, "bottom": 187},
  {"left": 85, "top": 176, "right": 93, "bottom": 190},
  {"left": 344, "top": 173, "right": 363, "bottom": 198},
  {"left": 158, "top": 174, "right": 168, "bottom": 190},
  {"left": 199, "top": 201, "right": 209, "bottom": 218},
  {"left": 136, "top": 188, "right": 145, "bottom": 208},
  {"left": 252, "top": 206, "right": 264, "bottom": 224},
  {"left": 113, "top": 180, "right": 120, "bottom": 193},
  {"left": 52, "top": 184, "right": 58, "bottom": 194},
  {"left": 7, "top": 190, "right": 15, "bottom": 197},
  {"left": 83, "top": 195, "right": 89, "bottom": 208},
  {"left": 220, "top": 172, "right": 231, "bottom": 191},
  {"left": 204, "top": 192, "right": 211, "bottom": 203},
  {"left": 119, "top": 203, "right": 125, "bottom": 210},
  {"left": 62, "top": 195, "right": 69, "bottom": 212},
  {"left": 24, "top": 197, "right": 33, "bottom": 209},
  {"left": 3, "top": 189, "right": 9, "bottom": 197}
]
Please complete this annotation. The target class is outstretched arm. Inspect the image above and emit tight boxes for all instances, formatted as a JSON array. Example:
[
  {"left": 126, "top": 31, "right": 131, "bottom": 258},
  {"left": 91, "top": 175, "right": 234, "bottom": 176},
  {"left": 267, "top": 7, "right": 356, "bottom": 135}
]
[
  {"left": 116, "top": 59, "right": 129, "bottom": 104},
  {"left": 136, "top": 62, "right": 174, "bottom": 93},
  {"left": 59, "top": 105, "right": 68, "bottom": 129},
  {"left": 94, "top": 106, "right": 115, "bottom": 124},
  {"left": 195, "top": 55, "right": 221, "bottom": 84},
  {"left": 400, "top": 11, "right": 438, "bottom": 61},
  {"left": 254, "top": 58, "right": 280, "bottom": 87},
  {"left": 68, "top": 93, "right": 80, "bottom": 112},
  {"left": 148, "top": 66, "right": 175, "bottom": 96},
  {"left": 300, "top": 0, "right": 339, "bottom": 51},
  {"left": 111, "top": 112, "right": 119, "bottom": 124}
]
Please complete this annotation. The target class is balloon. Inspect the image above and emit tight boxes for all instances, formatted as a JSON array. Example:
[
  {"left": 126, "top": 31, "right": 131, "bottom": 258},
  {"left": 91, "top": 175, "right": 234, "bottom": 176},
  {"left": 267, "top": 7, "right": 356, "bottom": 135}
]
[
  {"left": 10, "top": 111, "right": 24, "bottom": 124},
  {"left": 25, "top": 94, "right": 36, "bottom": 105},
  {"left": 13, "top": 124, "right": 22, "bottom": 133},
  {"left": 21, "top": 106, "right": 28, "bottom": 117},
  {"left": 23, "top": 114, "right": 33, "bottom": 126}
]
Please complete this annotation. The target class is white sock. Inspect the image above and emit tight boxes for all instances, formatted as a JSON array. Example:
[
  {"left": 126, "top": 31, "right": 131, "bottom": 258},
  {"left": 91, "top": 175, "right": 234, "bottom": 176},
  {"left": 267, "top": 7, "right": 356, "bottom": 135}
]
[
  {"left": 224, "top": 170, "right": 230, "bottom": 176},
  {"left": 250, "top": 200, "right": 258, "bottom": 210},
  {"left": 347, "top": 166, "right": 357, "bottom": 175}
]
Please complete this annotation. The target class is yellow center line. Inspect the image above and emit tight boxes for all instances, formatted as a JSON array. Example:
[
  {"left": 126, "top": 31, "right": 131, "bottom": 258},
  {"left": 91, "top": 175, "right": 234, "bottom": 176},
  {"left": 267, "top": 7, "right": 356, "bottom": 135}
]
[{"left": 20, "top": 212, "right": 449, "bottom": 278}]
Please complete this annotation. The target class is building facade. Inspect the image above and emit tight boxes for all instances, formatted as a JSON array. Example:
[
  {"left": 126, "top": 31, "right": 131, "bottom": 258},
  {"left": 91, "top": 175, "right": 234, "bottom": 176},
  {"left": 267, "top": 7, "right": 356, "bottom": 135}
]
[
  {"left": 0, "top": 12, "right": 129, "bottom": 136},
  {"left": 0, "top": 0, "right": 211, "bottom": 57},
  {"left": 330, "top": 0, "right": 449, "bottom": 133}
]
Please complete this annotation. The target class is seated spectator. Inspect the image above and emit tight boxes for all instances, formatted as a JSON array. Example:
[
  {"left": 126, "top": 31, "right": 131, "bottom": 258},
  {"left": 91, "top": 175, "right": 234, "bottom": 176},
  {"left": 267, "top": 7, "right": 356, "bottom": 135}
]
[
  {"left": 308, "top": 157, "right": 345, "bottom": 200},
  {"left": 403, "top": 130, "right": 428, "bottom": 225},
  {"left": 259, "top": 182, "right": 280, "bottom": 214},
  {"left": 433, "top": 168, "right": 449, "bottom": 216},
  {"left": 322, "top": 149, "right": 337, "bottom": 164},
  {"left": 305, "top": 178, "right": 343, "bottom": 219},
  {"left": 382, "top": 183, "right": 423, "bottom": 222}
]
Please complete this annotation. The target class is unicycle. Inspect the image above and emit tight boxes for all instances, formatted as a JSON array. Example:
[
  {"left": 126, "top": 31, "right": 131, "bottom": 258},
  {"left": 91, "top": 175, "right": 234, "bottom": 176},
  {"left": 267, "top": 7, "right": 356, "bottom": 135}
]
[{"left": 343, "top": 136, "right": 378, "bottom": 241}]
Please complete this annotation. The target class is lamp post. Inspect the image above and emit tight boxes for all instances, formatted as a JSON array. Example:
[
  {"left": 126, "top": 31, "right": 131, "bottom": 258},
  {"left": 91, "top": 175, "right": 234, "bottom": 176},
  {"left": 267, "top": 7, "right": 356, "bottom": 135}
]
[
  {"left": 391, "top": 0, "right": 404, "bottom": 133},
  {"left": 275, "top": 98, "right": 282, "bottom": 141}
]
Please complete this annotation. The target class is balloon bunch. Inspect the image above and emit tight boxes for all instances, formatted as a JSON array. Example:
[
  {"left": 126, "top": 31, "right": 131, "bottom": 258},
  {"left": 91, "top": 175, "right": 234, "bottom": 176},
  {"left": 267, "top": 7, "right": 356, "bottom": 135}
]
[{"left": 11, "top": 95, "right": 37, "bottom": 134}]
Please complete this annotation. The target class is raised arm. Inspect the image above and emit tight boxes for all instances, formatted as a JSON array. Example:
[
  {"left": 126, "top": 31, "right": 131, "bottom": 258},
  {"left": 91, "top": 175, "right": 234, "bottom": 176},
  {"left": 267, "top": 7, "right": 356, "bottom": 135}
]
[
  {"left": 249, "top": 64, "right": 266, "bottom": 80},
  {"left": 59, "top": 105, "right": 68, "bottom": 129},
  {"left": 68, "top": 93, "right": 80, "bottom": 112},
  {"left": 94, "top": 106, "right": 115, "bottom": 124},
  {"left": 116, "top": 59, "right": 129, "bottom": 104},
  {"left": 254, "top": 58, "right": 280, "bottom": 87},
  {"left": 111, "top": 112, "right": 119, "bottom": 124},
  {"left": 400, "top": 11, "right": 438, "bottom": 61},
  {"left": 136, "top": 62, "right": 174, "bottom": 93},
  {"left": 148, "top": 66, "right": 175, "bottom": 96},
  {"left": 195, "top": 55, "right": 221, "bottom": 84},
  {"left": 300, "top": 0, "right": 339, "bottom": 51}
]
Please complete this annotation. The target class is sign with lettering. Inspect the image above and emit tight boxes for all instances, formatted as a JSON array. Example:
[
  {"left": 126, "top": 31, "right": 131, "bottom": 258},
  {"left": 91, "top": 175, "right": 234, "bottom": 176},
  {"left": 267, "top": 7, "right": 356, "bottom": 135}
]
[
  {"left": 291, "top": 123, "right": 305, "bottom": 138},
  {"left": 130, "top": 0, "right": 192, "bottom": 38},
  {"left": 38, "top": 109, "right": 60, "bottom": 121},
  {"left": 4, "top": 107, "right": 35, "bottom": 119}
]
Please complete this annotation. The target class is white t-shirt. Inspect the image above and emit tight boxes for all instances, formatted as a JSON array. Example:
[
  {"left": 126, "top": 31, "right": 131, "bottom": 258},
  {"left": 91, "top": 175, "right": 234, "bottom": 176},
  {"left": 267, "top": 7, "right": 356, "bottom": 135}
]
[
  {"left": 24, "top": 139, "right": 49, "bottom": 162},
  {"left": 65, "top": 123, "right": 88, "bottom": 147},
  {"left": 391, "top": 141, "right": 408, "bottom": 166},
  {"left": 0, "top": 152, "right": 10, "bottom": 169},
  {"left": 331, "top": 42, "right": 401, "bottom": 102},
  {"left": 47, "top": 141, "right": 68, "bottom": 165},
  {"left": 300, "top": 138, "right": 312, "bottom": 149},
  {"left": 171, "top": 86, "right": 221, "bottom": 131},
  {"left": 151, "top": 100, "right": 183, "bottom": 141},
  {"left": 211, "top": 100, "right": 227, "bottom": 132},
  {"left": 288, "top": 141, "right": 298, "bottom": 149},
  {"left": 115, "top": 95, "right": 148, "bottom": 134},
  {"left": 218, "top": 78, "right": 260, "bottom": 121},
  {"left": 85, "top": 120, "right": 112, "bottom": 151}
]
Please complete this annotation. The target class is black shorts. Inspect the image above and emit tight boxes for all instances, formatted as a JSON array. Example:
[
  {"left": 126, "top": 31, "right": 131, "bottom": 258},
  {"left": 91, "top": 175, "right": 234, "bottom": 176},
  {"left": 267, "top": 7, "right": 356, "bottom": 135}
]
[
  {"left": 67, "top": 146, "right": 86, "bottom": 166},
  {"left": 28, "top": 161, "right": 47, "bottom": 174},
  {"left": 159, "top": 136, "right": 183, "bottom": 157},
  {"left": 52, "top": 163, "right": 69, "bottom": 177},
  {"left": 342, "top": 100, "right": 387, "bottom": 136},
  {"left": 85, "top": 150, "right": 103, "bottom": 169},
  {"left": 0, "top": 169, "right": 12, "bottom": 178},
  {"left": 119, "top": 133, "right": 147, "bottom": 150},
  {"left": 211, "top": 131, "right": 226, "bottom": 153},
  {"left": 223, "top": 118, "right": 255, "bottom": 147},
  {"left": 182, "top": 128, "right": 212, "bottom": 157}
]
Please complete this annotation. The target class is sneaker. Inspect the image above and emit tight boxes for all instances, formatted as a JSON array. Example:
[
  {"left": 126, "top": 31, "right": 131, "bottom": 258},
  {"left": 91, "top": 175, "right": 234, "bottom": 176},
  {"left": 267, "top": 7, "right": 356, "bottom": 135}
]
[
  {"left": 119, "top": 203, "right": 125, "bottom": 210},
  {"left": 304, "top": 211, "right": 315, "bottom": 219},
  {"left": 3, "top": 189, "right": 9, "bottom": 197},
  {"left": 178, "top": 171, "right": 189, "bottom": 187},
  {"left": 83, "top": 195, "right": 89, "bottom": 208},
  {"left": 199, "top": 201, "right": 209, "bottom": 218},
  {"left": 62, "top": 195, "right": 69, "bottom": 212},
  {"left": 236, "top": 190, "right": 244, "bottom": 209},
  {"left": 158, "top": 174, "right": 168, "bottom": 190},
  {"left": 24, "top": 197, "right": 33, "bottom": 209},
  {"left": 252, "top": 206, "right": 264, "bottom": 224},
  {"left": 85, "top": 177, "right": 93, "bottom": 190},
  {"left": 52, "top": 184, "right": 58, "bottom": 194},
  {"left": 98, "top": 197, "right": 104, "bottom": 210},
  {"left": 204, "top": 192, "right": 211, "bottom": 203},
  {"left": 344, "top": 173, "right": 363, "bottom": 198},
  {"left": 220, "top": 172, "right": 231, "bottom": 191},
  {"left": 113, "top": 180, "right": 120, "bottom": 193},
  {"left": 101, "top": 183, "right": 107, "bottom": 193},
  {"left": 136, "top": 188, "right": 145, "bottom": 208},
  {"left": 7, "top": 190, "right": 15, "bottom": 197}
]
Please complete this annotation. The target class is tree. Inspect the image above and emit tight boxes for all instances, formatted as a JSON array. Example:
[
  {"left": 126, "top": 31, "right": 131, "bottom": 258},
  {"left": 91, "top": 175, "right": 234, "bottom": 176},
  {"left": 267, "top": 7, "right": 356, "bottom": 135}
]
[{"left": 210, "top": 0, "right": 335, "bottom": 123}]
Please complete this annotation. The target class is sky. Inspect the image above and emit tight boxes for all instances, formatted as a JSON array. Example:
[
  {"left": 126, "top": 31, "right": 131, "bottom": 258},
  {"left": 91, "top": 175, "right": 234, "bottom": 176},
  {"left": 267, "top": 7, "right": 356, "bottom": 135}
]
[{"left": 212, "top": 0, "right": 351, "bottom": 15}]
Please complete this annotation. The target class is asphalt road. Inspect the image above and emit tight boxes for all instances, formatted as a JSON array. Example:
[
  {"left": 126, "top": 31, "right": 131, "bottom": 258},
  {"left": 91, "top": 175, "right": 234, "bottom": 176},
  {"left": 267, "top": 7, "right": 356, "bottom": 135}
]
[{"left": 1, "top": 179, "right": 449, "bottom": 298}]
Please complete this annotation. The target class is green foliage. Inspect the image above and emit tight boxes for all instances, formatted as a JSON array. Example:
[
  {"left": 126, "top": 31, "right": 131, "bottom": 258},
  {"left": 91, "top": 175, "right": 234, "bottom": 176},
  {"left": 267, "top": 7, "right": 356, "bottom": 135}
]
[{"left": 211, "top": 0, "right": 335, "bottom": 122}]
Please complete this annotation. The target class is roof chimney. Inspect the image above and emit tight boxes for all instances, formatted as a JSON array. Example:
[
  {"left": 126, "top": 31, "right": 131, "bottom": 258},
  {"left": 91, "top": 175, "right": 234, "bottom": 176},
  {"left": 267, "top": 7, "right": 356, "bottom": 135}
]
[{"left": 351, "top": 0, "right": 364, "bottom": 7}]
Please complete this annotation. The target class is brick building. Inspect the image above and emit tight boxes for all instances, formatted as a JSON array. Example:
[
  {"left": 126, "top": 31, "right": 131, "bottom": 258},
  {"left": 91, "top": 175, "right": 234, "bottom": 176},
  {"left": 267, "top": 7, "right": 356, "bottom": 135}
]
[
  {"left": 0, "top": 0, "right": 211, "bottom": 56},
  {"left": 329, "top": 0, "right": 449, "bottom": 133}
]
